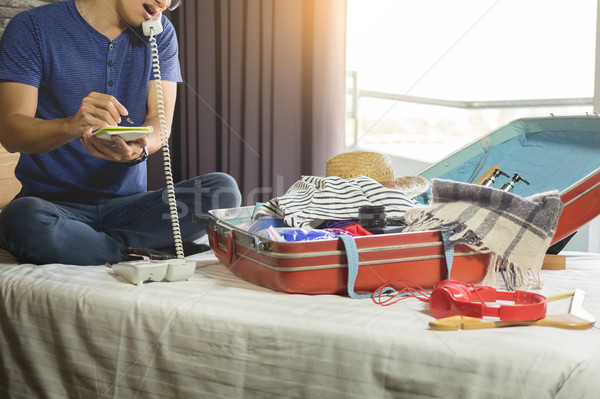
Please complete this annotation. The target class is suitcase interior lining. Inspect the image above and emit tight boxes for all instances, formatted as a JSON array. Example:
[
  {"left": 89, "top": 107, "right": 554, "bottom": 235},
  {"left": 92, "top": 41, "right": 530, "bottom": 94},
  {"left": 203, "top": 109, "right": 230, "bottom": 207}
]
[{"left": 421, "top": 130, "right": 600, "bottom": 198}]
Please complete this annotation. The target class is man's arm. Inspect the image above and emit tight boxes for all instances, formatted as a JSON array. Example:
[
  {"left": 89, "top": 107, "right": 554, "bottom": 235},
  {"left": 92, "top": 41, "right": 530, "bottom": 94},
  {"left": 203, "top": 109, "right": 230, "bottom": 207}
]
[
  {"left": 79, "top": 79, "right": 177, "bottom": 163},
  {"left": 0, "top": 81, "right": 133, "bottom": 155},
  {"left": 0, "top": 82, "right": 73, "bottom": 154},
  {"left": 142, "top": 79, "right": 178, "bottom": 156}
]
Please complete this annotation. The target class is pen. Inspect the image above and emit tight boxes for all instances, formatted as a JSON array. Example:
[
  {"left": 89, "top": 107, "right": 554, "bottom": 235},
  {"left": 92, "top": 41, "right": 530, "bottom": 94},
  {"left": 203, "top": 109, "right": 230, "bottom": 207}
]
[{"left": 122, "top": 115, "right": 134, "bottom": 125}]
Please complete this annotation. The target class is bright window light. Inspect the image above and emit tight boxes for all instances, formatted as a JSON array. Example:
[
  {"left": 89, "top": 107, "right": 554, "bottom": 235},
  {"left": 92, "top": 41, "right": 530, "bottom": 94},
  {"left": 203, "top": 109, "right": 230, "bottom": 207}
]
[{"left": 346, "top": 0, "right": 597, "bottom": 165}]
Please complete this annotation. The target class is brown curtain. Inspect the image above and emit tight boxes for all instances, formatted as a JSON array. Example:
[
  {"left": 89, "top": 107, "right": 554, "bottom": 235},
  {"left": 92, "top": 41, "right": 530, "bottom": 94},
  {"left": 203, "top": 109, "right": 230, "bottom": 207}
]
[{"left": 148, "top": 0, "right": 347, "bottom": 205}]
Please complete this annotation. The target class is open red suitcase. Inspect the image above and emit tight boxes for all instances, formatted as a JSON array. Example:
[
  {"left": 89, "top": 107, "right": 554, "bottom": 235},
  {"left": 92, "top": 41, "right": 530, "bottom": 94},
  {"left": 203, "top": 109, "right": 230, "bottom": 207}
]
[{"left": 207, "top": 116, "right": 600, "bottom": 295}]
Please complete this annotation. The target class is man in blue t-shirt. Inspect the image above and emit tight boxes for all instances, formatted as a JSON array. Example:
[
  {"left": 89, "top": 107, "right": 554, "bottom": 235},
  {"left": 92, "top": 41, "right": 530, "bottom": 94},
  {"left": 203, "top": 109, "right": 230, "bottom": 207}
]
[{"left": 0, "top": 0, "right": 241, "bottom": 265}]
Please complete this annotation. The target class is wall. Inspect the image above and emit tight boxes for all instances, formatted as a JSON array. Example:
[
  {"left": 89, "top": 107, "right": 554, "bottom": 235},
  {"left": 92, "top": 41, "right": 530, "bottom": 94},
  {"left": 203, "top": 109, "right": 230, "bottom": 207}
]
[{"left": 0, "top": 145, "right": 20, "bottom": 208}]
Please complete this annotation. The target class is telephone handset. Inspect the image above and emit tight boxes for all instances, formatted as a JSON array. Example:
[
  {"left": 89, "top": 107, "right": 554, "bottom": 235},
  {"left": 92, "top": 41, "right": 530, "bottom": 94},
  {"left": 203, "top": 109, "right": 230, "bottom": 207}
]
[
  {"left": 142, "top": 14, "right": 164, "bottom": 37},
  {"left": 111, "top": 13, "right": 195, "bottom": 284}
]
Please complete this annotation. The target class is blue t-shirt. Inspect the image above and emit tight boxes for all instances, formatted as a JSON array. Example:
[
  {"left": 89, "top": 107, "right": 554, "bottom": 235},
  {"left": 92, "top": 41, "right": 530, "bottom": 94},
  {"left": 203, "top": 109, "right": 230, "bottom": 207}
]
[{"left": 0, "top": 0, "right": 182, "bottom": 203}]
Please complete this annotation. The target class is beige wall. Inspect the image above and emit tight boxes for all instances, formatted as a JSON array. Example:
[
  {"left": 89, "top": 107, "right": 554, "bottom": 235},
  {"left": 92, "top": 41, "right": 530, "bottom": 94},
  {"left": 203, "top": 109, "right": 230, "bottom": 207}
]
[{"left": 0, "top": 147, "right": 20, "bottom": 208}]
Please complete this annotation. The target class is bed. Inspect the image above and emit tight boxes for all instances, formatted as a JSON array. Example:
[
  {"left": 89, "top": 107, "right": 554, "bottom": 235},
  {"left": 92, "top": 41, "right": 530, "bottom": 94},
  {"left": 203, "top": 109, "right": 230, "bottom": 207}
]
[{"left": 0, "top": 246, "right": 599, "bottom": 399}]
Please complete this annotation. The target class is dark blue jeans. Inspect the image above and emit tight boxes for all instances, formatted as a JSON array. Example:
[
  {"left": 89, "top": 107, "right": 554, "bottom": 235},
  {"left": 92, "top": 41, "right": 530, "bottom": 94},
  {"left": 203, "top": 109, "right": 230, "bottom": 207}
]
[{"left": 0, "top": 172, "right": 241, "bottom": 265}]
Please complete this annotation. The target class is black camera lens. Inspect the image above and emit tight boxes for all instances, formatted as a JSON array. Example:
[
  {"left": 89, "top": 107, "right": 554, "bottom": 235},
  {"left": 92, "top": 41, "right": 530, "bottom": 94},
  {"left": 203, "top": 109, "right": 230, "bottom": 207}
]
[{"left": 358, "top": 205, "right": 386, "bottom": 230}]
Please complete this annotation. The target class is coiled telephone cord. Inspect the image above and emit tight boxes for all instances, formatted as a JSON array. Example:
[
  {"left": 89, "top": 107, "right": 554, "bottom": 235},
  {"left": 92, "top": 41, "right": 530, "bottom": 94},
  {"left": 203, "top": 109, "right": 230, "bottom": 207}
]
[{"left": 149, "top": 32, "right": 185, "bottom": 259}]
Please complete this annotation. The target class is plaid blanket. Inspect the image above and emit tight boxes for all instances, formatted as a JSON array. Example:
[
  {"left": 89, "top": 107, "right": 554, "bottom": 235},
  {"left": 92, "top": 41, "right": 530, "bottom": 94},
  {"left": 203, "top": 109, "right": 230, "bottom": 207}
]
[{"left": 403, "top": 179, "right": 564, "bottom": 290}]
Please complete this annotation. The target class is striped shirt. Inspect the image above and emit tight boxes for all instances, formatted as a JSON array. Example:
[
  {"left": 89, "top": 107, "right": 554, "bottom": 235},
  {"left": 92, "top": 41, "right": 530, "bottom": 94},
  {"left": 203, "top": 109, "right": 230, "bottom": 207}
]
[
  {"left": 0, "top": 0, "right": 182, "bottom": 203},
  {"left": 255, "top": 175, "right": 419, "bottom": 228}
]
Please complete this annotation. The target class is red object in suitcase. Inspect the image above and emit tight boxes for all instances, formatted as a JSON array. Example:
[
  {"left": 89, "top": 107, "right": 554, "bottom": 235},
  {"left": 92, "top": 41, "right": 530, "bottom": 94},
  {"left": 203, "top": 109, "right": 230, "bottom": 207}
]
[{"left": 208, "top": 116, "right": 600, "bottom": 295}]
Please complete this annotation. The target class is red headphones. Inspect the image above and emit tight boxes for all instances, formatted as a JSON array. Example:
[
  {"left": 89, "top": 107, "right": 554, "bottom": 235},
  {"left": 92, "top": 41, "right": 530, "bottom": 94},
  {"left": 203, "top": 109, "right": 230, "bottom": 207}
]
[{"left": 429, "top": 280, "right": 547, "bottom": 321}]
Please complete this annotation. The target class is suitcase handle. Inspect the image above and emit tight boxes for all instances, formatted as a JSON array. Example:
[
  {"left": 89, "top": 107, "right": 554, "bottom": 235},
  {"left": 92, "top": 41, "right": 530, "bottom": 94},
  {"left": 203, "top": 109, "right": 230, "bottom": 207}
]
[{"left": 211, "top": 230, "right": 235, "bottom": 265}]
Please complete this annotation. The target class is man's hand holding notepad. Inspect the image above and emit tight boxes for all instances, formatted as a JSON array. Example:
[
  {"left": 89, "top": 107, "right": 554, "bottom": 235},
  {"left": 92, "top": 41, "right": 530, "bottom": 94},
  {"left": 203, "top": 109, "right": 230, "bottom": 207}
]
[{"left": 93, "top": 126, "right": 153, "bottom": 142}]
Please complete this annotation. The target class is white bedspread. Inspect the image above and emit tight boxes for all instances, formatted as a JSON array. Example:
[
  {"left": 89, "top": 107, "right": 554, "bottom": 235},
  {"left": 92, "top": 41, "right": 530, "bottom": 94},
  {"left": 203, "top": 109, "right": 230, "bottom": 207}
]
[{"left": 1, "top": 250, "right": 599, "bottom": 398}]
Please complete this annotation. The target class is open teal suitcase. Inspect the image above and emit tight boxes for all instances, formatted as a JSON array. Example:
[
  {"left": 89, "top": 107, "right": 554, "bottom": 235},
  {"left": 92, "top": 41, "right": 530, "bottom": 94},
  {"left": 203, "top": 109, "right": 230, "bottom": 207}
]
[
  {"left": 208, "top": 116, "right": 600, "bottom": 294},
  {"left": 417, "top": 115, "right": 600, "bottom": 244}
]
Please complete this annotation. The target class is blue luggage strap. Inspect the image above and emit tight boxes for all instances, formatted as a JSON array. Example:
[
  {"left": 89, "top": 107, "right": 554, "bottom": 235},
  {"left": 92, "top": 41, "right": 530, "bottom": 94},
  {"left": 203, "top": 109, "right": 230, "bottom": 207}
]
[
  {"left": 339, "top": 234, "right": 371, "bottom": 299},
  {"left": 441, "top": 230, "right": 455, "bottom": 278},
  {"left": 339, "top": 231, "right": 455, "bottom": 299}
]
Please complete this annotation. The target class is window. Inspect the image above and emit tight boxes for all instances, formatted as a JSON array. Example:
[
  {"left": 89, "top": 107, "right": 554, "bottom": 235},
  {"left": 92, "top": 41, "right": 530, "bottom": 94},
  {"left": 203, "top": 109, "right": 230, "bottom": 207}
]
[{"left": 346, "top": 0, "right": 596, "bottom": 165}]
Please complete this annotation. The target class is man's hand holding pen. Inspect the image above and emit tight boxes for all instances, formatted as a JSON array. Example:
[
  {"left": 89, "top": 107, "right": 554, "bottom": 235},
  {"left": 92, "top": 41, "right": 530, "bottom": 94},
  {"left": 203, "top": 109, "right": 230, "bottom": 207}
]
[{"left": 76, "top": 92, "right": 146, "bottom": 164}]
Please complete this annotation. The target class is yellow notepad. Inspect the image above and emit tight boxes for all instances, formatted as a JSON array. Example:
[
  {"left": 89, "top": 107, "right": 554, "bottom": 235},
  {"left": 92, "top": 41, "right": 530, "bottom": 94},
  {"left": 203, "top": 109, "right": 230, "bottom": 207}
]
[{"left": 93, "top": 126, "right": 153, "bottom": 142}]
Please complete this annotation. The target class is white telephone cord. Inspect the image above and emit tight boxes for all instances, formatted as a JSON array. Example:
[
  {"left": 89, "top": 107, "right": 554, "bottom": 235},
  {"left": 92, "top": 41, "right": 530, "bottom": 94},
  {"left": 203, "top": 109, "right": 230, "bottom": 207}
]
[{"left": 148, "top": 31, "right": 185, "bottom": 260}]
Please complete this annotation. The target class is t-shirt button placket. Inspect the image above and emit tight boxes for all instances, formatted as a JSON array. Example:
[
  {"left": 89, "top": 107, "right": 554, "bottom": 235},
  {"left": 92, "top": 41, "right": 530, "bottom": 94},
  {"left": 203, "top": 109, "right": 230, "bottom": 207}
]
[{"left": 107, "top": 43, "right": 115, "bottom": 92}]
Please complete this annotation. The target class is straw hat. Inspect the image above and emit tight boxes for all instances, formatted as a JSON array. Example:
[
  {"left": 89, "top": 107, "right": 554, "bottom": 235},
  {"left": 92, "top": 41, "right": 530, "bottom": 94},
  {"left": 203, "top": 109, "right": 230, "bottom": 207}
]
[{"left": 325, "top": 151, "right": 430, "bottom": 197}]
